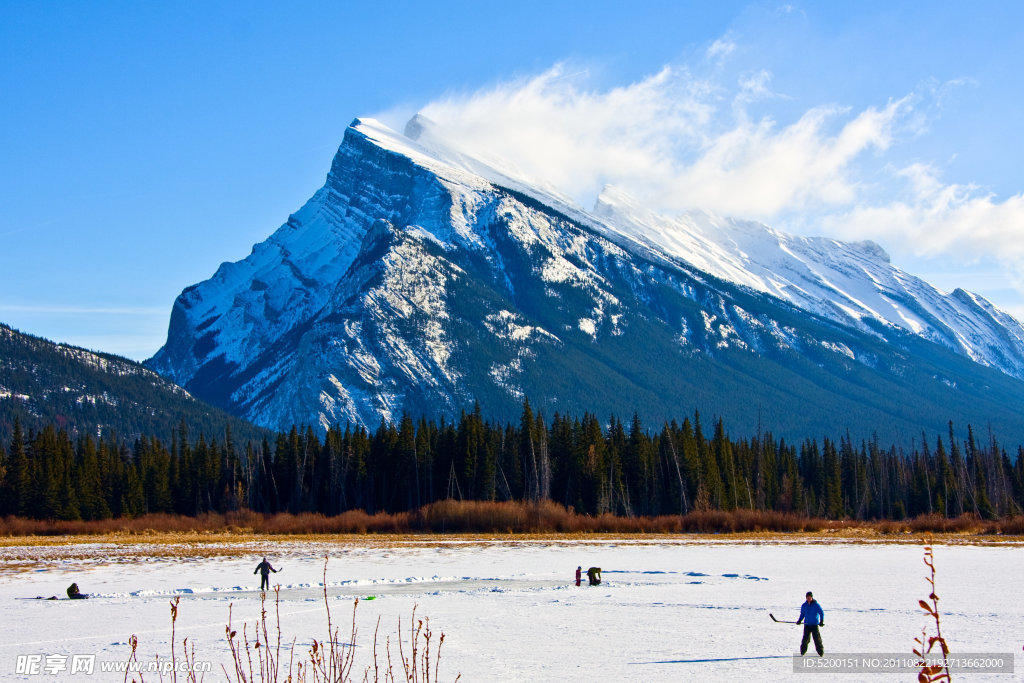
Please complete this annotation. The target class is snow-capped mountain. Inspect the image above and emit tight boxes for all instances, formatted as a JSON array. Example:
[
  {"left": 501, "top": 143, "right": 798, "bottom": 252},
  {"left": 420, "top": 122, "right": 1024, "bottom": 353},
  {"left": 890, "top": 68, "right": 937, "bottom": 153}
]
[
  {"left": 591, "top": 185, "right": 1024, "bottom": 379},
  {"left": 147, "top": 117, "right": 1024, "bottom": 441}
]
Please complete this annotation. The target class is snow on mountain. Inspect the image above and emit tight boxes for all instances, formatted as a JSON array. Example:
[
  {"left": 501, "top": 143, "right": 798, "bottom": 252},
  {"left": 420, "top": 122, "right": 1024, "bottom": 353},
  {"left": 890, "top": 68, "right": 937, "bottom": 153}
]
[
  {"left": 591, "top": 185, "right": 1024, "bottom": 378},
  {"left": 405, "top": 114, "right": 1024, "bottom": 380},
  {"left": 147, "top": 117, "right": 1024, "bottom": 440}
]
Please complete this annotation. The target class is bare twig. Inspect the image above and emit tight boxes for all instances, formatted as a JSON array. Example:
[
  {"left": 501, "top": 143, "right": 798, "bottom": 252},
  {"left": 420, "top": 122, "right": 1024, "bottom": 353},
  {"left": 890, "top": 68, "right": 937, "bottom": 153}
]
[
  {"left": 914, "top": 544, "right": 952, "bottom": 682},
  {"left": 132, "top": 558, "right": 458, "bottom": 682},
  {"left": 123, "top": 634, "right": 140, "bottom": 683}
]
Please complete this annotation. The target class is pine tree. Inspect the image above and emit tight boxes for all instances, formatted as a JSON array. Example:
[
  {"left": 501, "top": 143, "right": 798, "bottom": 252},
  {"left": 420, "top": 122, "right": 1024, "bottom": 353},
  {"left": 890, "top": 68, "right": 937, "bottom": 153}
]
[
  {"left": 657, "top": 423, "right": 689, "bottom": 515},
  {"left": 694, "top": 412, "right": 723, "bottom": 509},
  {"left": 622, "top": 414, "right": 654, "bottom": 515},
  {"left": 966, "top": 424, "right": 995, "bottom": 519},
  {"left": 534, "top": 412, "right": 551, "bottom": 502},
  {"left": 0, "top": 438, "right": 6, "bottom": 515},
  {"left": 822, "top": 438, "right": 843, "bottom": 518},
  {"left": 576, "top": 414, "right": 607, "bottom": 514},
  {"left": 2, "top": 419, "right": 28, "bottom": 516},
  {"left": 713, "top": 418, "right": 738, "bottom": 510},
  {"left": 398, "top": 413, "right": 418, "bottom": 509},
  {"left": 548, "top": 414, "right": 576, "bottom": 509},
  {"left": 518, "top": 399, "right": 540, "bottom": 502},
  {"left": 416, "top": 417, "right": 435, "bottom": 505}
]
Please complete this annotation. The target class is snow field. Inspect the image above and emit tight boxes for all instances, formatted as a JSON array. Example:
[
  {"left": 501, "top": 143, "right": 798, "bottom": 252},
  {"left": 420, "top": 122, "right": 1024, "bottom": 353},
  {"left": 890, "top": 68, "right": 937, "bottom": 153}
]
[{"left": 0, "top": 539, "right": 1021, "bottom": 681}]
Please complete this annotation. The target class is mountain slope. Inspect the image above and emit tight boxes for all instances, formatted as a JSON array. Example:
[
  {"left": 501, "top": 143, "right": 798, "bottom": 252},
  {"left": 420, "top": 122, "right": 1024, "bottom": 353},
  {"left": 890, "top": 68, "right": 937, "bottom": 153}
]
[
  {"left": 147, "top": 118, "right": 1024, "bottom": 443},
  {"left": 592, "top": 185, "right": 1024, "bottom": 380},
  {"left": 404, "top": 114, "right": 1024, "bottom": 381},
  {"left": 0, "top": 323, "right": 266, "bottom": 443}
]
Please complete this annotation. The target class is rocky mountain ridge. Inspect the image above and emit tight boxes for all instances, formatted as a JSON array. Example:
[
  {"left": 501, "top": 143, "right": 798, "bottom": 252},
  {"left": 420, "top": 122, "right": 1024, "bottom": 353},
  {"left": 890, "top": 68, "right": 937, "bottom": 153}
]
[{"left": 145, "top": 117, "right": 1024, "bottom": 442}]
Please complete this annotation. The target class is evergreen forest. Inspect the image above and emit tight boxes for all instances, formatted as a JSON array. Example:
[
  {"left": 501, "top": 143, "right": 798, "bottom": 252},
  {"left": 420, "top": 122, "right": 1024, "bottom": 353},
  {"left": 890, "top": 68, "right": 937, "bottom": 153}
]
[{"left": 2, "top": 400, "right": 1023, "bottom": 523}]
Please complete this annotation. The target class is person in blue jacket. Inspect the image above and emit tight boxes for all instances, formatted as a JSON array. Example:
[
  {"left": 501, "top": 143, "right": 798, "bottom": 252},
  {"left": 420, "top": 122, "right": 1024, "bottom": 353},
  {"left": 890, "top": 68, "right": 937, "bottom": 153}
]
[{"left": 796, "top": 591, "right": 824, "bottom": 656}]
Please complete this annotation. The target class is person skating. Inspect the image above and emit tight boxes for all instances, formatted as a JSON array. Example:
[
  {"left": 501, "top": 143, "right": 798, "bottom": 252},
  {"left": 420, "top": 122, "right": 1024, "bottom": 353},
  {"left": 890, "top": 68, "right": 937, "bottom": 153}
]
[
  {"left": 254, "top": 557, "right": 279, "bottom": 591},
  {"left": 575, "top": 566, "right": 582, "bottom": 587},
  {"left": 586, "top": 567, "right": 602, "bottom": 586},
  {"left": 796, "top": 591, "right": 825, "bottom": 656}
]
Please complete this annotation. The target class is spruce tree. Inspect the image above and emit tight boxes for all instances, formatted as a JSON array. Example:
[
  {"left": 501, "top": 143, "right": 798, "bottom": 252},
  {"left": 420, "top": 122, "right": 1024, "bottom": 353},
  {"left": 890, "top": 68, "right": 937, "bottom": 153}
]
[{"left": 1, "top": 419, "right": 27, "bottom": 516}]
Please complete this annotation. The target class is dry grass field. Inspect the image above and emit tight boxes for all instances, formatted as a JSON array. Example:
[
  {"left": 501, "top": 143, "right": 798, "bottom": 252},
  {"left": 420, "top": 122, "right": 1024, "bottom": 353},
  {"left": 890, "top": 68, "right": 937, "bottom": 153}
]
[{"left": 1, "top": 501, "right": 1023, "bottom": 564}]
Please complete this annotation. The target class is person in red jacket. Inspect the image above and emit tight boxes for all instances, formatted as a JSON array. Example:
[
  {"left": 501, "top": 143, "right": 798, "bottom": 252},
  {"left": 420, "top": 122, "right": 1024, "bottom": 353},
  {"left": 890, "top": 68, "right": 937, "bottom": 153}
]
[{"left": 575, "top": 566, "right": 582, "bottom": 586}]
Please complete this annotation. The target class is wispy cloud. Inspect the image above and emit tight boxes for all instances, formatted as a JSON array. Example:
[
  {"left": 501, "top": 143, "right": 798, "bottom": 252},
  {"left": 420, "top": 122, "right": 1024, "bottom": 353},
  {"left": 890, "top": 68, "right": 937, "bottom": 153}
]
[
  {"left": 418, "top": 62, "right": 904, "bottom": 217},
  {"left": 416, "top": 57, "right": 1024, "bottom": 299},
  {"left": 823, "top": 164, "right": 1024, "bottom": 286},
  {"left": 707, "top": 38, "right": 736, "bottom": 60}
]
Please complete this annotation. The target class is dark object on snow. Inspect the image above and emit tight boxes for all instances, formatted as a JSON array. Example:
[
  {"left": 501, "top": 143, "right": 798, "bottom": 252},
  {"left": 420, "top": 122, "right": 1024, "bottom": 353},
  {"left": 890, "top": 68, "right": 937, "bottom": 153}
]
[
  {"left": 769, "top": 613, "right": 799, "bottom": 624},
  {"left": 254, "top": 557, "right": 279, "bottom": 591},
  {"left": 66, "top": 583, "right": 88, "bottom": 600},
  {"left": 575, "top": 566, "right": 582, "bottom": 587},
  {"left": 587, "top": 567, "right": 602, "bottom": 586}
]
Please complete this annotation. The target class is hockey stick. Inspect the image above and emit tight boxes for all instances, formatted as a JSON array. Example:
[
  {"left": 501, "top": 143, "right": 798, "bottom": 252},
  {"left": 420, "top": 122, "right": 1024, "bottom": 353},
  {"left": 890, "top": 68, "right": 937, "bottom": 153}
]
[{"left": 769, "top": 613, "right": 799, "bottom": 624}]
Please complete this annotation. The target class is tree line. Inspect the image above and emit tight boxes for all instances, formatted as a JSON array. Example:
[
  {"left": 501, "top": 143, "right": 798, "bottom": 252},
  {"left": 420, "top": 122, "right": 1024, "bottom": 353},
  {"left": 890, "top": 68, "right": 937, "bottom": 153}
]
[{"left": 1, "top": 400, "right": 1022, "bottom": 521}]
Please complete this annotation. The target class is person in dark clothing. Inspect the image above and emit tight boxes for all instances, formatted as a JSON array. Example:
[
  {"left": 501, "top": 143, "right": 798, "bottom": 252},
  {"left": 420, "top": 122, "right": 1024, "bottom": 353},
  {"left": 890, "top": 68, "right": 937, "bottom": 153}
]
[
  {"left": 575, "top": 566, "right": 582, "bottom": 587},
  {"left": 254, "top": 557, "right": 279, "bottom": 591},
  {"left": 796, "top": 591, "right": 825, "bottom": 656},
  {"left": 586, "top": 567, "right": 602, "bottom": 586},
  {"left": 66, "top": 583, "right": 88, "bottom": 599}
]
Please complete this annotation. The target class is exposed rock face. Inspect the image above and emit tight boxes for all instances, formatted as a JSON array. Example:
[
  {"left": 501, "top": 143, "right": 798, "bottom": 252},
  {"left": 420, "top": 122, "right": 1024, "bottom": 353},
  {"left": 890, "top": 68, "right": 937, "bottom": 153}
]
[{"left": 147, "top": 118, "right": 1024, "bottom": 441}]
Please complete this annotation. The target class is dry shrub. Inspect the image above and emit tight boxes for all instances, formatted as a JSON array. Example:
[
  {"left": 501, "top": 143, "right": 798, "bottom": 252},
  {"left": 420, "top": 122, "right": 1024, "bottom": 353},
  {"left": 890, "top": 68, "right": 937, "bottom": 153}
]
[
  {"left": 412, "top": 500, "right": 554, "bottom": 533},
  {"left": 3, "top": 506, "right": 1021, "bottom": 537},
  {"left": 992, "top": 515, "right": 1024, "bottom": 535},
  {"left": 873, "top": 519, "right": 909, "bottom": 534},
  {"left": 258, "top": 511, "right": 412, "bottom": 535},
  {"left": 677, "top": 509, "right": 816, "bottom": 533},
  {"left": 872, "top": 513, "right": 988, "bottom": 535},
  {"left": 0, "top": 512, "right": 261, "bottom": 536},
  {"left": 908, "top": 513, "right": 984, "bottom": 534},
  {"left": 406, "top": 501, "right": 823, "bottom": 534}
]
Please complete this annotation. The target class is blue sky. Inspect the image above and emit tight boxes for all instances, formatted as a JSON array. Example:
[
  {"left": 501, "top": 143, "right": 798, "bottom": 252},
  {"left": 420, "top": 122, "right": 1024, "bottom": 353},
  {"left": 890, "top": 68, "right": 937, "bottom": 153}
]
[{"left": 3, "top": 1, "right": 1024, "bottom": 360}]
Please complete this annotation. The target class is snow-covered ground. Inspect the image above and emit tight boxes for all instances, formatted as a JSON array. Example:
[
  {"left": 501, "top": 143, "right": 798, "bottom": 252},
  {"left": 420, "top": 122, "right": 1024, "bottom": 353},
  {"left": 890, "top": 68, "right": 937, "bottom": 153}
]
[{"left": 1, "top": 537, "right": 1021, "bottom": 681}]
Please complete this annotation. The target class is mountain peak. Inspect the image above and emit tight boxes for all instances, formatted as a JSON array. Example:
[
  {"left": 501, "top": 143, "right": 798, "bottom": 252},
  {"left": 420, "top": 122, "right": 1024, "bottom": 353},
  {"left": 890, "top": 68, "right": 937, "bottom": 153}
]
[
  {"left": 852, "top": 239, "right": 890, "bottom": 263},
  {"left": 146, "top": 113, "right": 1024, "bottom": 440},
  {"left": 403, "top": 113, "right": 436, "bottom": 141}
]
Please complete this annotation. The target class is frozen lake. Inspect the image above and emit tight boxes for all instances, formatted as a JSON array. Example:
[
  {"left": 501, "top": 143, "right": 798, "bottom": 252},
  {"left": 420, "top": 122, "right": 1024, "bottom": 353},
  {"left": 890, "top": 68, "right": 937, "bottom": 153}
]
[{"left": 1, "top": 536, "right": 1021, "bottom": 681}]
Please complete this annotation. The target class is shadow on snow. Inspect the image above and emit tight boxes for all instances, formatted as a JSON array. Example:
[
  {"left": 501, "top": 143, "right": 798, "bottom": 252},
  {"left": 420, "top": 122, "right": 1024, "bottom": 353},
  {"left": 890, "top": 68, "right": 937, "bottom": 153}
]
[{"left": 634, "top": 655, "right": 793, "bottom": 664}]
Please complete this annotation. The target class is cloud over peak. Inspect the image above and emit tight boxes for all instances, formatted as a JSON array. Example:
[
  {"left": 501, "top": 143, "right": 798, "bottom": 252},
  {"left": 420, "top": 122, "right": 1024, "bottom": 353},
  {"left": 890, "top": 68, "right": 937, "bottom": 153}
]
[
  {"left": 418, "top": 62, "right": 904, "bottom": 218},
  {"left": 414, "top": 59, "right": 1024, "bottom": 301}
]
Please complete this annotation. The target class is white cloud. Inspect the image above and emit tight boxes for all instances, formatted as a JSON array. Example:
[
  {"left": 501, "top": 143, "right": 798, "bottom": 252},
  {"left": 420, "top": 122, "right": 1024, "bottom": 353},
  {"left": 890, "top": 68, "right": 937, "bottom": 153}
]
[
  {"left": 823, "top": 164, "right": 1024, "bottom": 287},
  {"left": 415, "top": 60, "right": 1024, "bottom": 307},
  {"left": 420, "top": 64, "right": 709, "bottom": 207},
  {"left": 707, "top": 38, "right": 736, "bottom": 60},
  {"left": 418, "top": 63, "right": 904, "bottom": 218}
]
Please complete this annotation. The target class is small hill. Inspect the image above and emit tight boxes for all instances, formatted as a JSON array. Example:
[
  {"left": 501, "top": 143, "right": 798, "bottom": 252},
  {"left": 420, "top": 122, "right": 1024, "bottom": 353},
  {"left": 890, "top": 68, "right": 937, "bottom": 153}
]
[{"left": 0, "top": 323, "right": 267, "bottom": 444}]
